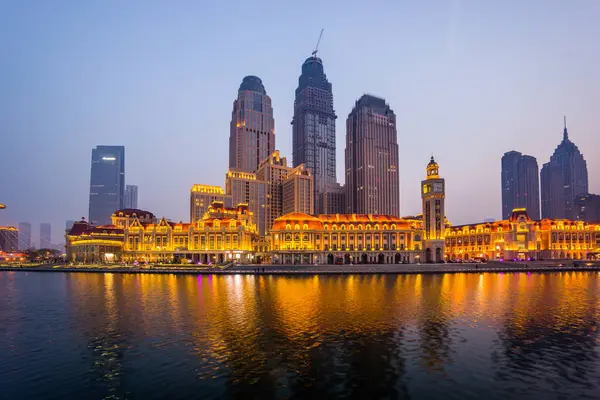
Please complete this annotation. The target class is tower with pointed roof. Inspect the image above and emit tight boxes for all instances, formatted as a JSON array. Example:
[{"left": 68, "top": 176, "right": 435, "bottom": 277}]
[
  {"left": 421, "top": 156, "right": 445, "bottom": 263},
  {"left": 541, "top": 117, "right": 588, "bottom": 219}
]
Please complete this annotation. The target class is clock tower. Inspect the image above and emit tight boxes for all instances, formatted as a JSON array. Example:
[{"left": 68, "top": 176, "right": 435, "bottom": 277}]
[{"left": 421, "top": 156, "right": 446, "bottom": 263}]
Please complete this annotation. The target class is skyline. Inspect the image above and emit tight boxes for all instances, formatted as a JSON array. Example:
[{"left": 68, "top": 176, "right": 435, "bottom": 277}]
[{"left": 2, "top": 1, "right": 600, "bottom": 245}]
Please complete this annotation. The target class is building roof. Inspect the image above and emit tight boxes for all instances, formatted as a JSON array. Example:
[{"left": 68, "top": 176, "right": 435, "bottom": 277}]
[{"left": 113, "top": 209, "right": 155, "bottom": 219}]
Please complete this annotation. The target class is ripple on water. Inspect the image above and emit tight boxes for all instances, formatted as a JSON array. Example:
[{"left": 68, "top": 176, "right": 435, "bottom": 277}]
[{"left": 0, "top": 271, "right": 599, "bottom": 399}]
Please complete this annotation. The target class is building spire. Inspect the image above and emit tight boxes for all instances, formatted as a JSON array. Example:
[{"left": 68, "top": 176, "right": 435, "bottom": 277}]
[{"left": 563, "top": 115, "right": 569, "bottom": 141}]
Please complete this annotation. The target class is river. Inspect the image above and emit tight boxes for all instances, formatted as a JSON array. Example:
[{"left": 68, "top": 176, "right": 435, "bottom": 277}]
[{"left": 1, "top": 271, "right": 599, "bottom": 399}]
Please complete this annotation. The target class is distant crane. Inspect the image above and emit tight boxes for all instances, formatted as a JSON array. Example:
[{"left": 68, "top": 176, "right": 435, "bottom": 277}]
[{"left": 311, "top": 29, "right": 324, "bottom": 58}]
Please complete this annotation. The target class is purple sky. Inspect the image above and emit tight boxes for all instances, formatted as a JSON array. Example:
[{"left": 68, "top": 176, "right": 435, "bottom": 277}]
[{"left": 1, "top": 0, "right": 599, "bottom": 246}]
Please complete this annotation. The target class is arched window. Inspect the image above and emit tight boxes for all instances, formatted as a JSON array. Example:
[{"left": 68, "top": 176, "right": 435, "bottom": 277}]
[
  {"left": 374, "top": 224, "right": 380, "bottom": 230},
  {"left": 341, "top": 224, "right": 346, "bottom": 230},
  {"left": 358, "top": 224, "right": 363, "bottom": 230},
  {"left": 332, "top": 225, "right": 337, "bottom": 231},
  {"left": 285, "top": 234, "right": 291, "bottom": 241},
  {"left": 303, "top": 224, "right": 309, "bottom": 230},
  {"left": 383, "top": 224, "right": 388, "bottom": 230},
  {"left": 391, "top": 224, "right": 396, "bottom": 230},
  {"left": 366, "top": 224, "right": 371, "bottom": 230},
  {"left": 324, "top": 225, "right": 329, "bottom": 230},
  {"left": 286, "top": 224, "right": 291, "bottom": 230},
  {"left": 414, "top": 234, "right": 421, "bottom": 241},
  {"left": 349, "top": 225, "right": 355, "bottom": 230},
  {"left": 294, "top": 224, "right": 300, "bottom": 230}
]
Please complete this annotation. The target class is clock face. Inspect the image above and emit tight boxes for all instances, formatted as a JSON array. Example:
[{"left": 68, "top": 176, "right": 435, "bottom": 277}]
[{"left": 433, "top": 182, "right": 444, "bottom": 193}]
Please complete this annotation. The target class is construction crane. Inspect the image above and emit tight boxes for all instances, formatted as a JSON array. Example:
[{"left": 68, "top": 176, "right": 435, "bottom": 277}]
[{"left": 311, "top": 29, "right": 324, "bottom": 58}]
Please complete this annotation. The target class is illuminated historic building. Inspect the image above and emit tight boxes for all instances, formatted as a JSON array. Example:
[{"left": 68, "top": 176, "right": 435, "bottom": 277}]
[
  {"left": 0, "top": 226, "right": 19, "bottom": 252},
  {"left": 292, "top": 55, "right": 337, "bottom": 213},
  {"left": 225, "top": 169, "right": 266, "bottom": 236},
  {"left": 444, "top": 209, "right": 600, "bottom": 261},
  {"left": 65, "top": 219, "right": 124, "bottom": 263},
  {"left": 282, "top": 164, "right": 314, "bottom": 215},
  {"left": 270, "top": 213, "right": 424, "bottom": 265},
  {"left": 190, "top": 184, "right": 231, "bottom": 223},
  {"left": 66, "top": 203, "right": 259, "bottom": 264},
  {"left": 541, "top": 118, "right": 588, "bottom": 219},
  {"left": 345, "top": 95, "right": 400, "bottom": 216},
  {"left": 421, "top": 156, "right": 446, "bottom": 262},
  {"left": 229, "top": 76, "right": 275, "bottom": 173}
]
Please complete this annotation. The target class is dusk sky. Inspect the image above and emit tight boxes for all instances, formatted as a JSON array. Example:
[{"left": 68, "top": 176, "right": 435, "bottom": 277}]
[{"left": 1, "top": 0, "right": 599, "bottom": 246}]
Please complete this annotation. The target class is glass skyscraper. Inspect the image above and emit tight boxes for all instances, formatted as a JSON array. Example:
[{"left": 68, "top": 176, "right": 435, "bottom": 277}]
[
  {"left": 89, "top": 145, "right": 125, "bottom": 225},
  {"left": 292, "top": 56, "right": 337, "bottom": 213}
]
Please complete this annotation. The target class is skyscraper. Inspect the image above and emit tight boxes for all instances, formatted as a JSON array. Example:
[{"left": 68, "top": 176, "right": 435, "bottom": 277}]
[
  {"left": 292, "top": 55, "right": 337, "bottom": 213},
  {"left": 124, "top": 185, "right": 138, "bottom": 209},
  {"left": 542, "top": 118, "right": 589, "bottom": 219},
  {"left": 89, "top": 145, "right": 125, "bottom": 225},
  {"left": 501, "top": 151, "right": 540, "bottom": 220},
  {"left": 229, "top": 76, "right": 274, "bottom": 173},
  {"left": 541, "top": 162, "right": 566, "bottom": 219},
  {"left": 345, "top": 95, "right": 400, "bottom": 216},
  {"left": 18, "top": 222, "right": 31, "bottom": 249},
  {"left": 40, "top": 223, "right": 51, "bottom": 249}
]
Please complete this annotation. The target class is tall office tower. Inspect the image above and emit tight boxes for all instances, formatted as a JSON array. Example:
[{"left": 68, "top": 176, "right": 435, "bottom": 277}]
[
  {"left": 344, "top": 95, "right": 400, "bottom": 216},
  {"left": 501, "top": 151, "right": 540, "bottom": 220},
  {"left": 292, "top": 55, "right": 337, "bottom": 213},
  {"left": 40, "top": 223, "right": 51, "bottom": 249},
  {"left": 89, "top": 145, "right": 125, "bottom": 225},
  {"left": 574, "top": 193, "right": 600, "bottom": 222},
  {"left": 225, "top": 169, "right": 266, "bottom": 235},
  {"left": 229, "top": 76, "right": 275, "bottom": 173},
  {"left": 282, "top": 164, "right": 315, "bottom": 215},
  {"left": 190, "top": 184, "right": 231, "bottom": 223},
  {"left": 317, "top": 183, "right": 345, "bottom": 215},
  {"left": 255, "top": 151, "right": 294, "bottom": 233},
  {"left": 541, "top": 162, "right": 566, "bottom": 219},
  {"left": 543, "top": 118, "right": 589, "bottom": 219},
  {"left": 0, "top": 226, "right": 18, "bottom": 251},
  {"left": 18, "top": 222, "right": 31, "bottom": 249},
  {"left": 421, "top": 157, "right": 446, "bottom": 263},
  {"left": 124, "top": 185, "right": 138, "bottom": 209}
]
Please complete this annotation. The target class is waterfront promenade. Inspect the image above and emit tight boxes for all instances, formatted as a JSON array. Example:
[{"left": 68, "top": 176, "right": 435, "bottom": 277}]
[{"left": 0, "top": 261, "right": 599, "bottom": 275}]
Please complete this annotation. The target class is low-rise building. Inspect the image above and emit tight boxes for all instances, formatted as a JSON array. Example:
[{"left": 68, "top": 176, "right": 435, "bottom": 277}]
[
  {"left": 65, "top": 203, "right": 259, "bottom": 264},
  {"left": 270, "top": 212, "right": 424, "bottom": 265},
  {"left": 445, "top": 208, "right": 600, "bottom": 261}
]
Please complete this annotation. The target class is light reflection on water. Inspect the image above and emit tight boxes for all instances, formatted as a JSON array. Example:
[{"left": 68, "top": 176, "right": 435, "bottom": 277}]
[{"left": 0, "top": 271, "right": 599, "bottom": 399}]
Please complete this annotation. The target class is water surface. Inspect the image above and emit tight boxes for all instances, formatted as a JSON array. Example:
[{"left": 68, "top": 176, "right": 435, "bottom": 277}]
[{"left": 1, "top": 272, "right": 599, "bottom": 399}]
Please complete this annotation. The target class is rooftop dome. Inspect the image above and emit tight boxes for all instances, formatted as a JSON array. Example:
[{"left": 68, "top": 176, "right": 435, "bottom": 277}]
[{"left": 238, "top": 76, "right": 266, "bottom": 95}]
